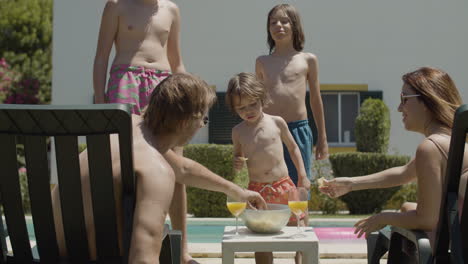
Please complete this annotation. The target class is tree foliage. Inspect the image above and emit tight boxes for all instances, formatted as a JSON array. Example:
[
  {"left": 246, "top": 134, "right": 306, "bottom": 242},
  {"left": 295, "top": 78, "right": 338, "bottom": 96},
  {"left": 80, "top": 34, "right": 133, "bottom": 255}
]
[
  {"left": 0, "top": 0, "right": 53, "bottom": 103},
  {"left": 355, "top": 98, "right": 391, "bottom": 153}
]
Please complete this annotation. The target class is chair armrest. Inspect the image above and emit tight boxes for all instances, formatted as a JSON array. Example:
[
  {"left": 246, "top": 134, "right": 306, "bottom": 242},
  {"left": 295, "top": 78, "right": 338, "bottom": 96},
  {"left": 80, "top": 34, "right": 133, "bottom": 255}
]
[
  {"left": 390, "top": 226, "right": 432, "bottom": 264},
  {"left": 161, "top": 224, "right": 182, "bottom": 264},
  {"left": 366, "top": 229, "right": 390, "bottom": 264},
  {"left": 391, "top": 226, "right": 429, "bottom": 243}
]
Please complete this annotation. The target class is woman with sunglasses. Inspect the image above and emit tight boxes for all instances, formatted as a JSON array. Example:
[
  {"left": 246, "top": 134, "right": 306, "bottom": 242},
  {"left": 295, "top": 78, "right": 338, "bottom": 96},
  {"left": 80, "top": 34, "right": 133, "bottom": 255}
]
[{"left": 320, "top": 67, "right": 467, "bottom": 244}]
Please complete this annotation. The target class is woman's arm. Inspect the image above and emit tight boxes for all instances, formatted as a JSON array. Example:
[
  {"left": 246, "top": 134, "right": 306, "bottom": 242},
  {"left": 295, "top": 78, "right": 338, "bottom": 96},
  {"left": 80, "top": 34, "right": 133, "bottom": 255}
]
[
  {"left": 354, "top": 139, "right": 445, "bottom": 237},
  {"left": 321, "top": 159, "right": 417, "bottom": 198}
]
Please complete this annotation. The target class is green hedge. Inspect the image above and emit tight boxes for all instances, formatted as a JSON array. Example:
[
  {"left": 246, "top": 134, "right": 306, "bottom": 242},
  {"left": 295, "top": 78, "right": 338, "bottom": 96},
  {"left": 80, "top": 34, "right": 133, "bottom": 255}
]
[
  {"left": 355, "top": 98, "right": 390, "bottom": 153},
  {"left": 329, "top": 152, "right": 410, "bottom": 214},
  {"left": 384, "top": 183, "right": 417, "bottom": 210},
  {"left": 184, "top": 144, "right": 248, "bottom": 217}
]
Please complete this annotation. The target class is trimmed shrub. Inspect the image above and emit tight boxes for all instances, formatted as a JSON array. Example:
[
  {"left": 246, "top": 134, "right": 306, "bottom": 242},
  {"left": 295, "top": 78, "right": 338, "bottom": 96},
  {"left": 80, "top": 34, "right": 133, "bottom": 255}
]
[
  {"left": 309, "top": 159, "right": 347, "bottom": 214},
  {"left": 384, "top": 183, "right": 417, "bottom": 210},
  {"left": 184, "top": 144, "right": 248, "bottom": 217},
  {"left": 309, "top": 185, "right": 347, "bottom": 214},
  {"left": 329, "top": 152, "right": 410, "bottom": 214},
  {"left": 355, "top": 98, "right": 390, "bottom": 153}
]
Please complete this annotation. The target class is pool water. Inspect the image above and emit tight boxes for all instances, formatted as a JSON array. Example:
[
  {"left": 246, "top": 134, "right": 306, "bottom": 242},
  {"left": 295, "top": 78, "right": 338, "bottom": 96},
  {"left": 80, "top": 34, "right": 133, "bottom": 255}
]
[
  {"left": 18, "top": 218, "right": 361, "bottom": 244},
  {"left": 169, "top": 218, "right": 362, "bottom": 243}
]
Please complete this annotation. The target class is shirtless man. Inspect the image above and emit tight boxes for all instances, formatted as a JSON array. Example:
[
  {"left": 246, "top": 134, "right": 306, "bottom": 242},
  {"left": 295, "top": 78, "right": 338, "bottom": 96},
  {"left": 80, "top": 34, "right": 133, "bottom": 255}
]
[
  {"left": 256, "top": 4, "right": 328, "bottom": 187},
  {"left": 92, "top": 1, "right": 194, "bottom": 262},
  {"left": 226, "top": 72, "right": 310, "bottom": 264},
  {"left": 53, "top": 73, "right": 266, "bottom": 263}
]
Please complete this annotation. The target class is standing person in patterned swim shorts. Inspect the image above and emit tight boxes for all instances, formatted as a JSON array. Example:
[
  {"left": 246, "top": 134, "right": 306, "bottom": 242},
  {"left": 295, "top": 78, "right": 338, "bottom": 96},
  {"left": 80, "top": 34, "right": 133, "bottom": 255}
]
[{"left": 93, "top": 1, "right": 195, "bottom": 263}]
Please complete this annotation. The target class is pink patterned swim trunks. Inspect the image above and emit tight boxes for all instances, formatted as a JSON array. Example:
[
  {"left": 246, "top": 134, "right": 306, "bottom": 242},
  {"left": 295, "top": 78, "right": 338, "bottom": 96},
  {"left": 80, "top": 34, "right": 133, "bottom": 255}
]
[
  {"left": 248, "top": 176, "right": 305, "bottom": 223},
  {"left": 105, "top": 64, "right": 171, "bottom": 115}
]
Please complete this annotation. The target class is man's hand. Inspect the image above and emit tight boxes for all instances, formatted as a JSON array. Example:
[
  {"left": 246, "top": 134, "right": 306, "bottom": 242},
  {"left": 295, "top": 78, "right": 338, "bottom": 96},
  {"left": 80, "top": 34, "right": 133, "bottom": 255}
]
[
  {"left": 240, "top": 189, "right": 267, "bottom": 210},
  {"left": 318, "top": 177, "right": 353, "bottom": 198}
]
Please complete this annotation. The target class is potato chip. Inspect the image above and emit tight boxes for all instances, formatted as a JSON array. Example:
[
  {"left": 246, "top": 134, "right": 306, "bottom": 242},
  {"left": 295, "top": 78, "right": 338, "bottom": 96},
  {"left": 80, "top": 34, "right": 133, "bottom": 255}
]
[{"left": 317, "top": 177, "right": 326, "bottom": 188}]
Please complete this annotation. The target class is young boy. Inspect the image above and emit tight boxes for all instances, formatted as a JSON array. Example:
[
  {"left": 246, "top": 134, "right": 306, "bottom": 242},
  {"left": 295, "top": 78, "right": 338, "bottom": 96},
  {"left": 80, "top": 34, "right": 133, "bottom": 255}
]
[
  {"left": 226, "top": 72, "right": 310, "bottom": 264},
  {"left": 256, "top": 4, "right": 329, "bottom": 187}
]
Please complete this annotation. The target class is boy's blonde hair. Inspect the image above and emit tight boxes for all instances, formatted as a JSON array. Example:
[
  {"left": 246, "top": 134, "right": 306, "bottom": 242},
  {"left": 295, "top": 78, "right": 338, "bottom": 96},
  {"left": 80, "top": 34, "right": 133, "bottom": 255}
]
[
  {"left": 143, "top": 73, "right": 216, "bottom": 134},
  {"left": 225, "top": 72, "right": 270, "bottom": 112}
]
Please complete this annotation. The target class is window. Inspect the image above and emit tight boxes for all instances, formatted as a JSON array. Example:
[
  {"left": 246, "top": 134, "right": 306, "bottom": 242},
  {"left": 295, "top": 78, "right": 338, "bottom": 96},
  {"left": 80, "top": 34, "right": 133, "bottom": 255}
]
[
  {"left": 209, "top": 90, "right": 383, "bottom": 146},
  {"left": 322, "top": 92, "right": 360, "bottom": 146}
]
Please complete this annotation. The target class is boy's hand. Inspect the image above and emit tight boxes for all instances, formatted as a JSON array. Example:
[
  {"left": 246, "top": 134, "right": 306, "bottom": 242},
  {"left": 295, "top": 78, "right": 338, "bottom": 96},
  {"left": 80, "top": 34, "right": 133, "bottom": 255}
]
[
  {"left": 233, "top": 156, "right": 248, "bottom": 171},
  {"left": 315, "top": 139, "right": 329, "bottom": 160}
]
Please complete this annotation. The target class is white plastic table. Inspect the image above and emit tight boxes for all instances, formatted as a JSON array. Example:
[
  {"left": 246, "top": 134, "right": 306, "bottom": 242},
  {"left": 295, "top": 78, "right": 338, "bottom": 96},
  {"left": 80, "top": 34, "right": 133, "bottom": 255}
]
[{"left": 222, "top": 226, "right": 319, "bottom": 264}]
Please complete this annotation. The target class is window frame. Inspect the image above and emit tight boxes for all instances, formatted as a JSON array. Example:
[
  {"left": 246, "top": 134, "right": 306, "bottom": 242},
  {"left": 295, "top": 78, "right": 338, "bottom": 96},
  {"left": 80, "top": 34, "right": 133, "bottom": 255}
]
[{"left": 322, "top": 91, "right": 360, "bottom": 147}]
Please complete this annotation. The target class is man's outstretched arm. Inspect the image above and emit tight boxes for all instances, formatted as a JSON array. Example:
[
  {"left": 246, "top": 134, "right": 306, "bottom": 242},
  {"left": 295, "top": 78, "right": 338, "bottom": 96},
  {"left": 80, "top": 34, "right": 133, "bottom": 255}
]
[{"left": 163, "top": 149, "right": 266, "bottom": 209}]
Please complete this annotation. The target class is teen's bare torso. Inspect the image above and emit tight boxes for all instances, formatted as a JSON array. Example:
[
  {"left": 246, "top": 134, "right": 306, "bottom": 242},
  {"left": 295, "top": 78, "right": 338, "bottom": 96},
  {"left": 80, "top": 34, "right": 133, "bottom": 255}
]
[
  {"left": 234, "top": 114, "right": 289, "bottom": 183},
  {"left": 113, "top": 0, "right": 175, "bottom": 70},
  {"left": 257, "top": 52, "right": 310, "bottom": 122}
]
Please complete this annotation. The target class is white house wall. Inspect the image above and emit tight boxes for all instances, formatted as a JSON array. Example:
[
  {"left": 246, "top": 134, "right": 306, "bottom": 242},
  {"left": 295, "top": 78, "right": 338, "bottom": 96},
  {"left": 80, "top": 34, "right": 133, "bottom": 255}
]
[{"left": 53, "top": 0, "right": 468, "bottom": 155}]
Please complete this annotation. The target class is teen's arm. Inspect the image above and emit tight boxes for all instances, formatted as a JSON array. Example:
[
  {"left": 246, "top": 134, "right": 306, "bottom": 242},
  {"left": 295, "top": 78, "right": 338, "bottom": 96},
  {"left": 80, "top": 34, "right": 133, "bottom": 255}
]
[
  {"left": 167, "top": 3, "right": 186, "bottom": 73},
  {"left": 255, "top": 57, "right": 265, "bottom": 81},
  {"left": 163, "top": 149, "right": 267, "bottom": 209},
  {"left": 276, "top": 116, "right": 310, "bottom": 189},
  {"left": 93, "top": 0, "right": 118, "bottom": 103},
  {"left": 306, "top": 53, "right": 328, "bottom": 160}
]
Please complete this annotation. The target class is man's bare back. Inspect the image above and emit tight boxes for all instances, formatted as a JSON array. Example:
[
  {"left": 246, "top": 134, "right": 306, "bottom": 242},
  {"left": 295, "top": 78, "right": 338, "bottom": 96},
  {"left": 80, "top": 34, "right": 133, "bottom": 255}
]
[
  {"left": 233, "top": 114, "right": 289, "bottom": 182},
  {"left": 256, "top": 52, "right": 315, "bottom": 123},
  {"left": 52, "top": 115, "right": 175, "bottom": 260}
]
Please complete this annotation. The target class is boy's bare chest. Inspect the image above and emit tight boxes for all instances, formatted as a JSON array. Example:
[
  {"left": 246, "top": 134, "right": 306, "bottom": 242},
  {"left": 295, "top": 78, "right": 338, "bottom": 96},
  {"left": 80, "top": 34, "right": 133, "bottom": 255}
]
[
  {"left": 119, "top": 7, "right": 172, "bottom": 38},
  {"left": 263, "top": 56, "right": 308, "bottom": 82},
  {"left": 239, "top": 126, "right": 281, "bottom": 149}
]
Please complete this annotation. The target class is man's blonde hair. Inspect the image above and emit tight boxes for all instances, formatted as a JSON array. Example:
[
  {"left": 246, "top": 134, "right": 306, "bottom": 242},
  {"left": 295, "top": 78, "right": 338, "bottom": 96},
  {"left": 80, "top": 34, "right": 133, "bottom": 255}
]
[{"left": 143, "top": 73, "right": 216, "bottom": 134}]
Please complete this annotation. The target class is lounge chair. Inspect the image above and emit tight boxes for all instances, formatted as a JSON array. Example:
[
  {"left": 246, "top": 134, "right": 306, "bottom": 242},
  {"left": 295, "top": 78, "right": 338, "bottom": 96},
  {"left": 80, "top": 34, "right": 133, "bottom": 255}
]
[
  {"left": 366, "top": 104, "right": 468, "bottom": 264},
  {"left": 0, "top": 104, "right": 181, "bottom": 264}
]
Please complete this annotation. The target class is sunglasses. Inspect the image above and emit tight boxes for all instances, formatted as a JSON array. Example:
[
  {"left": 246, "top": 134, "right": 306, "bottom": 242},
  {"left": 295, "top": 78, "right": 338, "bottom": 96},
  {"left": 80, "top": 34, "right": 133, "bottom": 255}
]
[
  {"left": 202, "top": 115, "right": 209, "bottom": 126},
  {"left": 400, "top": 93, "right": 421, "bottom": 105}
]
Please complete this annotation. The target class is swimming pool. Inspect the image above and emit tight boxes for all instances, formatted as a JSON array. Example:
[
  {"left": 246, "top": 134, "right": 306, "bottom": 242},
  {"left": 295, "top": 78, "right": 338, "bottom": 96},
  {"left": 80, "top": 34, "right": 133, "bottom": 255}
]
[{"left": 19, "top": 217, "right": 362, "bottom": 244}]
